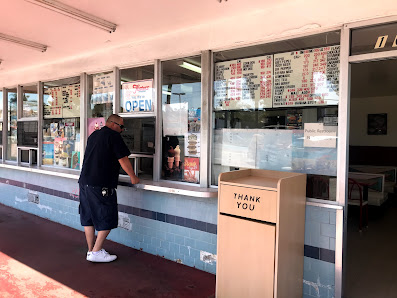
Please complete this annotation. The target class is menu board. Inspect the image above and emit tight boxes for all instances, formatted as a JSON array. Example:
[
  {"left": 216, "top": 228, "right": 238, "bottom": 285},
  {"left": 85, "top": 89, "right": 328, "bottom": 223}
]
[
  {"left": 214, "top": 55, "right": 273, "bottom": 110},
  {"left": 44, "top": 84, "right": 81, "bottom": 119},
  {"left": 273, "top": 45, "right": 340, "bottom": 107}
]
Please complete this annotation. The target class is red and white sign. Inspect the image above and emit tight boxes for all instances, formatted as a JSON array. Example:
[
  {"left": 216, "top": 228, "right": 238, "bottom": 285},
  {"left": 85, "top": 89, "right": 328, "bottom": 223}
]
[{"left": 121, "top": 79, "right": 153, "bottom": 112}]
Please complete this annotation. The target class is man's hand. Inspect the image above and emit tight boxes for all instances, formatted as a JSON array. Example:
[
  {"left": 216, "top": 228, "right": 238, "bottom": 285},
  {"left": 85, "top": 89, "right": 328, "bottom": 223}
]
[
  {"left": 119, "top": 156, "right": 140, "bottom": 185},
  {"left": 130, "top": 175, "right": 140, "bottom": 184}
]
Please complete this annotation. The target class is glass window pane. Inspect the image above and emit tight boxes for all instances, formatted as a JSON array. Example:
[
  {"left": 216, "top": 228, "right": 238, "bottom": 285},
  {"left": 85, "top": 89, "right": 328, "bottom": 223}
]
[
  {"left": 120, "top": 65, "right": 155, "bottom": 113},
  {"left": 87, "top": 71, "right": 114, "bottom": 137},
  {"left": 21, "top": 150, "right": 29, "bottom": 163},
  {"left": 119, "top": 157, "right": 153, "bottom": 180},
  {"left": 17, "top": 121, "right": 38, "bottom": 147},
  {"left": 7, "top": 88, "right": 17, "bottom": 161},
  {"left": 0, "top": 122, "right": 2, "bottom": 145},
  {"left": 22, "top": 85, "right": 38, "bottom": 118},
  {"left": 42, "top": 77, "right": 81, "bottom": 170},
  {"left": 161, "top": 56, "right": 201, "bottom": 183},
  {"left": 212, "top": 32, "right": 340, "bottom": 201},
  {"left": 121, "top": 118, "right": 155, "bottom": 154}
]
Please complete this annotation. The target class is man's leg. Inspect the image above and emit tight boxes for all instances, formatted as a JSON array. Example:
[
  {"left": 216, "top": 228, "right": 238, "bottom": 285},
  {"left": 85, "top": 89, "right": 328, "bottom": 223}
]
[
  {"left": 84, "top": 226, "right": 95, "bottom": 252},
  {"left": 92, "top": 230, "right": 111, "bottom": 252}
]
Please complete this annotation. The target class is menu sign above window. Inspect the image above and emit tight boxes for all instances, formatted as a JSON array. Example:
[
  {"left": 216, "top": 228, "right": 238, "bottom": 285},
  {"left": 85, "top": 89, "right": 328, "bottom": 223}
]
[
  {"left": 214, "top": 45, "right": 340, "bottom": 110},
  {"left": 273, "top": 45, "right": 340, "bottom": 107},
  {"left": 214, "top": 55, "right": 273, "bottom": 110}
]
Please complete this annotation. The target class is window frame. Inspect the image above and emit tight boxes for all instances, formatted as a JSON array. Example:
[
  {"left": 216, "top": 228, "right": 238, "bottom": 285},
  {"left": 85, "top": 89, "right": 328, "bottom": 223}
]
[
  {"left": 116, "top": 63, "right": 157, "bottom": 180},
  {"left": 209, "top": 31, "right": 342, "bottom": 199}
]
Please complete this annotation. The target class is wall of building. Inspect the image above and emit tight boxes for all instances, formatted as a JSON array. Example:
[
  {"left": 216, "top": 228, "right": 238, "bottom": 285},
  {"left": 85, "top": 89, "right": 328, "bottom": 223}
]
[
  {"left": 0, "top": 167, "right": 218, "bottom": 274},
  {"left": 0, "top": 167, "right": 337, "bottom": 297},
  {"left": 350, "top": 96, "right": 397, "bottom": 147}
]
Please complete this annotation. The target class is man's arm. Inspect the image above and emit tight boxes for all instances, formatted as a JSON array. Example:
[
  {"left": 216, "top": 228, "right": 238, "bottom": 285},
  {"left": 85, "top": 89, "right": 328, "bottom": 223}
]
[{"left": 119, "top": 156, "right": 140, "bottom": 184}]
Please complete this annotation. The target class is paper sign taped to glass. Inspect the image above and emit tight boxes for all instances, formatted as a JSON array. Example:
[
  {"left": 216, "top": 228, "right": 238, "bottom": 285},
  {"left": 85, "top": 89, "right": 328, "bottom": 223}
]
[
  {"left": 163, "top": 103, "right": 188, "bottom": 136},
  {"left": 303, "top": 123, "right": 337, "bottom": 148}
]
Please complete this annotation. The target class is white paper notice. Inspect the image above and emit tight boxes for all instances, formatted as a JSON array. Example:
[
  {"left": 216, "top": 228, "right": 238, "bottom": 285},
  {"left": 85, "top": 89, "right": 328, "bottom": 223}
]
[
  {"left": 213, "top": 129, "right": 256, "bottom": 168},
  {"left": 92, "top": 72, "right": 114, "bottom": 104},
  {"left": 304, "top": 123, "right": 337, "bottom": 148},
  {"left": 163, "top": 103, "right": 188, "bottom": 136}
]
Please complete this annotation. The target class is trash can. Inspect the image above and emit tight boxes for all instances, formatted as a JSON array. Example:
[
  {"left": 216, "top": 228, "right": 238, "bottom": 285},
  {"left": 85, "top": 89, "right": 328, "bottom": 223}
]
[{"left": 216, "top": 169, "right": 306, "bottom": 298}]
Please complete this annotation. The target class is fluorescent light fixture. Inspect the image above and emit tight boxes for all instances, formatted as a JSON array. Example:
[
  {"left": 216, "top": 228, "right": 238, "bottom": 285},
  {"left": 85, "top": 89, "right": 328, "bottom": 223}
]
[
  {"left": 0, "top": 33, "right": 47, "bottom": 52},
  {"left": 177, "top": 61, "right": 201, "bottom": 74},
  {"left": 24, "top": 0, "right": 117, "bottom": 33}
]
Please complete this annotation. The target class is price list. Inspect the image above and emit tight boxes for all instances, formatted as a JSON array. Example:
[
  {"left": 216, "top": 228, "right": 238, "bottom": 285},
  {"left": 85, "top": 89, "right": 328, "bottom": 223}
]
[
  {"left": 214, "top": 54, "right": 273, "bottom": 110},
  {"left": 273, "top": 45, "right": 340, "bottom": 107},
  {"left": 44, "top": 84, "right": 81, "bottom": 118}
]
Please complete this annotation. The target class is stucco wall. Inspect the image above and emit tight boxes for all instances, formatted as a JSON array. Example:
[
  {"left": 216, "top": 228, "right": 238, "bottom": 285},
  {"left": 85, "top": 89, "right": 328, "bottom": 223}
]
[{"left": 1, "top": 1, "right": 397, "bottom": 86}]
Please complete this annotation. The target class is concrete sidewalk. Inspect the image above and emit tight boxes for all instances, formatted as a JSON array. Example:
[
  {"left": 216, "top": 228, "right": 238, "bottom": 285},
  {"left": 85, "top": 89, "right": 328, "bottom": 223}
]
[{"left": 0, "top": 203, "right": 216, "bottom": 297}]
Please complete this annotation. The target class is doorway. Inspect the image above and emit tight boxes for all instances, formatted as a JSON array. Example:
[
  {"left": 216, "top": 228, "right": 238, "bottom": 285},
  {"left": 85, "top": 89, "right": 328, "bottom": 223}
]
[{"left": 345, "top": 58, "right": 397, "bottom": 297}]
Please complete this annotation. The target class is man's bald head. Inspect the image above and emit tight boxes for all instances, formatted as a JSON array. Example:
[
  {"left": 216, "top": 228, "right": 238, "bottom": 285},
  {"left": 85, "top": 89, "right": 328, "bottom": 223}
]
[
  {"left": 106, "top": 114, "right": 122, "bottom": 125},
  {"left": 106, "top": 114, "right": 124, "bottom": 133}
]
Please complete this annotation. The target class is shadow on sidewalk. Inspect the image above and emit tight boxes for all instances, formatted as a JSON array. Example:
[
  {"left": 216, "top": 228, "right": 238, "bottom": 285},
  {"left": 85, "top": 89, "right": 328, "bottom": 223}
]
[{"left": 0, "top": 203, "right": 215, "bottom": 297}]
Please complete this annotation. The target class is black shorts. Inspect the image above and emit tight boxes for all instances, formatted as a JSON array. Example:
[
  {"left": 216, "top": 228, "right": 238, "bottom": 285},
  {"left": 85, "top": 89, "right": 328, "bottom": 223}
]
[{"left": 79, "top": 184, "right": 118, "bottom": 231}]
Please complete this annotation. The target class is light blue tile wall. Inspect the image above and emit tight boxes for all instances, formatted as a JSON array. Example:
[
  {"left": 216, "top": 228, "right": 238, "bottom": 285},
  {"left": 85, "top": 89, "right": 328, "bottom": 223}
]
[
  {"left": 0, "top": 168, "right": 218, "bottom": 274},
  {"left": 304, "top": 205, "right": 337, "bottom": 298},
  {"left": 1, "top": 167, "right": 339, "bottom": 286}
]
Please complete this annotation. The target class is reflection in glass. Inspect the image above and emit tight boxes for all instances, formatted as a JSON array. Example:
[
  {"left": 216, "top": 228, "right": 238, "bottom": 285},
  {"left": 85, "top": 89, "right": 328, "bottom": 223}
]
[
  {"left": 22, "top": 85, "right": 38, "bottom": 118},
  {"left": 161, "top": 57, "right": 201, "bottom": 183},
  {"left": 88, "top": 71, "right": 114, "bottom": 121},
  {"left": 17, "top": 122, "right": 38, "bottom": 147},
  {"left": 121, "top": 118, "right": 155, "bottom": 154},
  {"left": 7, "top": 89, "right": 17, "bottom": 161}
]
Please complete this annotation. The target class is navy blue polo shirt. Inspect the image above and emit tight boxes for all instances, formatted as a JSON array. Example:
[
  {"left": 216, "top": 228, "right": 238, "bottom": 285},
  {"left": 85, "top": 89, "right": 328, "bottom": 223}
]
[{"left": 79, "top": 126, "right": 130, "bottom": 188}]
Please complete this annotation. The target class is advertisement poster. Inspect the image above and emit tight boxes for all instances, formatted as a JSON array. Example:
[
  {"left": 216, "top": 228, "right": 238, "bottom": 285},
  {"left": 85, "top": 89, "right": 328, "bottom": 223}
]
[
  {"left": 92, "top": 73, "right": 114, "bottom": 104},
  {"left": 185, "top": 133, "right": 200, "bottom": 157},
  {"left": 162, "top": 102, "right": 188, "bottom": 136},
  {"left": 121, "top": 79, "right": 153, "bottom": 112},
  {"left": 71, "top": 151, "right": 80, "bottom": 169},
  {"left": 184, "top": 157, "right": 199, "bottom": 183},
  {"left": 42, "top": 142, "right": 54, "bottom": 165},
  {"left": 87, "top": 117, "right": 105, "bottom": 136}
]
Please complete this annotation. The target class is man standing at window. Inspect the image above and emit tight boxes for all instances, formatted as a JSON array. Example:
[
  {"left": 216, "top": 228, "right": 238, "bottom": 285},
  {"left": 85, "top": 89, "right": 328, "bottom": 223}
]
[{"left": 78, "top": 114, "right": 139, "bottom": 262}]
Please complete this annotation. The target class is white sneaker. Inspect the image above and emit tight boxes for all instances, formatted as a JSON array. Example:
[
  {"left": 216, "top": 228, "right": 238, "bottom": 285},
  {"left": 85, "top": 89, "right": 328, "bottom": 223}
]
[
  {"left": 87, "top": 249, "right": 117, "bottom": 263},
  {"left": 86, "top": 251, "right": 92, "bottom": 260}
]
